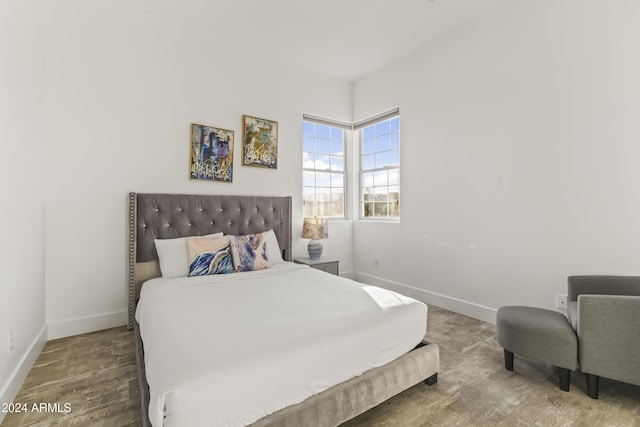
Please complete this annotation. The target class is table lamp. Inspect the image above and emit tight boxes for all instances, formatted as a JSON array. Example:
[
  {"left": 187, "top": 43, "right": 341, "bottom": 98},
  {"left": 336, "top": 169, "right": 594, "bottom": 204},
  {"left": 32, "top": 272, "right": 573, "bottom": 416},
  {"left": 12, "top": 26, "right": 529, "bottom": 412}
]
[{"left": 301, "top": 217, "right": 328, "bottom": 259}]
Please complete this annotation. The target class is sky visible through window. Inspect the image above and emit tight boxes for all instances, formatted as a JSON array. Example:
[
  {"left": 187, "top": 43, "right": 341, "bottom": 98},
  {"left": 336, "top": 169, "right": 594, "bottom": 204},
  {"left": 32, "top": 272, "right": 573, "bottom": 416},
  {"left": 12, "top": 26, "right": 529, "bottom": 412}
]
[
  {"left": 303, "top": 122, "right": 345, "bottom": 218},
  {"left": 361, "top": 116, "right": 400, "bottom": 218}
]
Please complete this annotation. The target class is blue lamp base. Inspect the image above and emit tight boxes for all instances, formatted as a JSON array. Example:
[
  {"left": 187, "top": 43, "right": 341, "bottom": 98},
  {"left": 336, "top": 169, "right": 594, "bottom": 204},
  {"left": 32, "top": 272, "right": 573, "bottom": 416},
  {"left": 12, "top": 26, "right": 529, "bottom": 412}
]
[{"left": 307, "top": 240, "right": 323, "bottom": 259}]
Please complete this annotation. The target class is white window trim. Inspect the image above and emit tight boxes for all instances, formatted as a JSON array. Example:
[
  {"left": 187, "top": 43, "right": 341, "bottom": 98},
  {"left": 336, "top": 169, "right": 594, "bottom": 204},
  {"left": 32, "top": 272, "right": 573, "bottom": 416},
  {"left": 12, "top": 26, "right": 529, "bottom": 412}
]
[
  {"left": 302, "top": 115, "right": 349, "bottom": 219},
  {"left": 302, "top": 108, "right": 400, "bottom": 222},
  {"left": 358, "top": 113, "right": 400, "bottom": 221}
]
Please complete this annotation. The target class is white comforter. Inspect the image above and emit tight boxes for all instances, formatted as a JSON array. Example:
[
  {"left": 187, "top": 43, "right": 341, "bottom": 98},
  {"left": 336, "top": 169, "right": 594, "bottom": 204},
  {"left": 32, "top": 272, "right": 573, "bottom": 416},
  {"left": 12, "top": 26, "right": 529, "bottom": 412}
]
[{"left": 135, "top": 262, "right": 427, "bottom": 427}]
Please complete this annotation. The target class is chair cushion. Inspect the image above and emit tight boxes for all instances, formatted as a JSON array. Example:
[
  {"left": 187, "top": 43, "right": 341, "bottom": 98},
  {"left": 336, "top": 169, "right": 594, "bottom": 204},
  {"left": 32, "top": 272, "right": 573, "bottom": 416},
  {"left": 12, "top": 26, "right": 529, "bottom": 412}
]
[{"left": 496, "top": 306, "right": 577, "bottom": 370}]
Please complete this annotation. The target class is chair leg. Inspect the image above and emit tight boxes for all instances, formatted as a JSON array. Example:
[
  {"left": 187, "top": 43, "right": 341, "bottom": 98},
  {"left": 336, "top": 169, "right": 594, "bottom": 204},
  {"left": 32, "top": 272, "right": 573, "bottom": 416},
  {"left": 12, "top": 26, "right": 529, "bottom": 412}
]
[
  {"left": 586, "top": 374, "right": 599, "bottom": 399},
  {"left": 504, "top": 349, "right": 514, "bottom": 371},
  {"left": 558, "top": 368, "right": 571, "bottom": 392}
]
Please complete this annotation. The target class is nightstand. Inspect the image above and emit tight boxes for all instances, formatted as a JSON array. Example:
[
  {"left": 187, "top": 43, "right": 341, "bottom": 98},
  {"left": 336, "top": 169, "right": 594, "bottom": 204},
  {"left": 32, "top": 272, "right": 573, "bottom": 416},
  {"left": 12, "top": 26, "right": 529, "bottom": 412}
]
[{"left": 294, "top": 258, "right": 339, "bottom": 276}]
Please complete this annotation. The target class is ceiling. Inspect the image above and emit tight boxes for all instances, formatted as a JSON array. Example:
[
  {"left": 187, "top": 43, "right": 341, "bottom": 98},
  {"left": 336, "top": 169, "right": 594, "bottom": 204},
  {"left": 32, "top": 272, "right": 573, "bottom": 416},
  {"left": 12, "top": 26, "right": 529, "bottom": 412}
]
[{"left": 136, "top": 0, "right": 505, "bottom": 82}]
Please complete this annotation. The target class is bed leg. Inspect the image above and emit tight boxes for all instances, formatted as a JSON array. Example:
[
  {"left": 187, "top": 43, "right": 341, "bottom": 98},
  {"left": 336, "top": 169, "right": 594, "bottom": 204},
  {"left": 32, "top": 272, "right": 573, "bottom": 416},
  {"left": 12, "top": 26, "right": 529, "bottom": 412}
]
[{"left": 424, "top": 373, "right": 438, "bottom": 386}]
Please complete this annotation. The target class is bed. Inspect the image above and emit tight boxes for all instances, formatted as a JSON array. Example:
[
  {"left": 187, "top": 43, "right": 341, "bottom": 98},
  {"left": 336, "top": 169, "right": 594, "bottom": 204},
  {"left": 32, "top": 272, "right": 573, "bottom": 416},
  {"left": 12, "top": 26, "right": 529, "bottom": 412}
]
[{"left": 128, "top": 192, "right": 439, "bottom": 427}]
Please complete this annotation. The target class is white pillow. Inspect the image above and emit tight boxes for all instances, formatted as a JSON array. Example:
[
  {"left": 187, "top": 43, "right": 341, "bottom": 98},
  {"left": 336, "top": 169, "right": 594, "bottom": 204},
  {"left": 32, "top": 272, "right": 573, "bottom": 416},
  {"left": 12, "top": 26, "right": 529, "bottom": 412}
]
[
  {"left": 155, "top": 232, "right": 223, "bottom": 277},
  {"left": 264, "top": 229, "right": 283, "bottom": 264}
]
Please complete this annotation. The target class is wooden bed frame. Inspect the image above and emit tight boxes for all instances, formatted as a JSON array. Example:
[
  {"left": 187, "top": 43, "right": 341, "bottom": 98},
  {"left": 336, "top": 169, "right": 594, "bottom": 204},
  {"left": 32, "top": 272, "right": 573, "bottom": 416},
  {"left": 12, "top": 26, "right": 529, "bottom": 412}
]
[{"left": 128, "top": 192, "right": 439, "bottom": 427}]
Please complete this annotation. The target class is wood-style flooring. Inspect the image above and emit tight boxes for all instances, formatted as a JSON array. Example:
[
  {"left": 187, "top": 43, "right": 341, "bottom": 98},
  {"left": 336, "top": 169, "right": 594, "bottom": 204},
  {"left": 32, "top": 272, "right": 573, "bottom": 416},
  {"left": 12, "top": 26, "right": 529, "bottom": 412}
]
[{"left": 3, "top": 306, "right": 639, "bottom": 426}]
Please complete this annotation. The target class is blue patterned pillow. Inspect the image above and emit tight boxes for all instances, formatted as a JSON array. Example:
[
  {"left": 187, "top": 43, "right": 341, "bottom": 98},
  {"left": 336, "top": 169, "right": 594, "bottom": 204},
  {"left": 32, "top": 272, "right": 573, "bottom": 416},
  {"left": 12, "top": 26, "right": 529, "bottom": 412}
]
[
  {"left": 229, "top": 232, "right": 271, "bottom": 272},
  {"left": 186, "top": 236, "right": 234, "bottom": 276}
]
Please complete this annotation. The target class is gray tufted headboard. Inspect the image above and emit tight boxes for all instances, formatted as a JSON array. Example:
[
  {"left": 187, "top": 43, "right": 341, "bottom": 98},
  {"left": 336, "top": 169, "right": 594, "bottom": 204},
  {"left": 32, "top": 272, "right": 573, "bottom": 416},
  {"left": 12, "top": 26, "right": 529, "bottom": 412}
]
[{"left": 128, "top": 192, "right": 292, "bottom": 329}]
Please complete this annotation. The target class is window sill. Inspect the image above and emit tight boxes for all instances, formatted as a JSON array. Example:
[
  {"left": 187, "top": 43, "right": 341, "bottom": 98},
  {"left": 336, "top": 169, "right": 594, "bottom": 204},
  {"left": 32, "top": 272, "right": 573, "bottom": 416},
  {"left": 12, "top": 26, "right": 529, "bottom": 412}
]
[{"left": 357, "top": 218, "right": 400, "bottom": 224}]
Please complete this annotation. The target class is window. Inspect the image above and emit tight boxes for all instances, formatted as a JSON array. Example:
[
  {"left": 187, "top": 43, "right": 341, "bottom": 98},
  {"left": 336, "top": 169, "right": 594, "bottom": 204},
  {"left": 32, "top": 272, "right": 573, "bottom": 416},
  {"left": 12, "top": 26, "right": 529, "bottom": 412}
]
[
  {"left": 359, "top": 115, "right": 400, "bottom": 219},
  {"left": 302, "top": 120, "right": 346, "bottom": 218},
  {"left": 301, "top": 109, "right": 399, "bottom": 220}
]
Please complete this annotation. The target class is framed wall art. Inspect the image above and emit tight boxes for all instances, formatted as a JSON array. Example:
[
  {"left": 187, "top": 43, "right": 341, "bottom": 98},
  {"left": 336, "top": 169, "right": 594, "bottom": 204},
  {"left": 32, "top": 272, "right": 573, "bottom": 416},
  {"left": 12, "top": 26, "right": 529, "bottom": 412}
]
[
  {"left": 190, "top": 123, "right": 234, "bottom": 182},
  {"left": 242, "top": 115, "right": 278, "bottom": 169}
]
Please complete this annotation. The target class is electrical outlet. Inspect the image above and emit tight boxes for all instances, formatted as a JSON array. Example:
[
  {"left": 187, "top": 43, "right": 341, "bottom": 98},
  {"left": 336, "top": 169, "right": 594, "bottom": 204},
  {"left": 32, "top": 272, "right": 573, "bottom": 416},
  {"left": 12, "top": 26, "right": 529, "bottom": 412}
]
[
  {"left": 374, "top": 258, "right": 380, "bottom": 267},
  {"left": 555, "top": 294, "right": 567, "bottom": 310},
  {"left": 8, "top": 329, "right": 14, "bottom": 352}
]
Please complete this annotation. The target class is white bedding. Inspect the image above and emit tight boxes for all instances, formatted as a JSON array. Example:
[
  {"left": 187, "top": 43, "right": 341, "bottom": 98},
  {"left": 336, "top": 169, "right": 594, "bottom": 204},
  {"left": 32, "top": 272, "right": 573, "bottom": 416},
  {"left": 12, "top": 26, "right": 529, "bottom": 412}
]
[{"left": 135, "top": 262, "right": 427, "bottom": 427}]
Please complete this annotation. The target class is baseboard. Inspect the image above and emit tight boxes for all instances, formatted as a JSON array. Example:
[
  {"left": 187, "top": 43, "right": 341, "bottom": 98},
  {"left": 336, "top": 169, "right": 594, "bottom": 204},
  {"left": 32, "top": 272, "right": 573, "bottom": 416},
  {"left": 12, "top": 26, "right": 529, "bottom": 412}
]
[
  {"left": 353, "top": 272, "right": 498, "bottom": 324},
  {"left": 339, "top": 270, "right": 355, "bottom": 280},
  {"left": 0, "top": 325, "right": 47, "bottom": 424},
  {"left": 47, "top": 310, "right": 127, "bottom": 340}
]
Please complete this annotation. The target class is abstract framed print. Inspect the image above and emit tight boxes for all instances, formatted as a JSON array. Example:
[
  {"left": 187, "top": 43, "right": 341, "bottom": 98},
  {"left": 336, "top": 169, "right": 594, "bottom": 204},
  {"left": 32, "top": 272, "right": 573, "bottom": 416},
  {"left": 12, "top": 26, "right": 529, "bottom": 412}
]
[
  {"left": 190, "top": 123, "right": 234, "bottom": 182},
  {"left": 242, "top": 115, "right": 278, "bottom": 169}
]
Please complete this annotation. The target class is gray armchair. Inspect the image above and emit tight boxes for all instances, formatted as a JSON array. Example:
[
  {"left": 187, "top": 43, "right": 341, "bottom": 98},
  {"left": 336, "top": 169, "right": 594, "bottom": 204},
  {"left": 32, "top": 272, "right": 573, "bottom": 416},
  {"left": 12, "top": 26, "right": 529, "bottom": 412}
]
[{"left": 567, "top": 275, "right": 640, "bottom": 399}]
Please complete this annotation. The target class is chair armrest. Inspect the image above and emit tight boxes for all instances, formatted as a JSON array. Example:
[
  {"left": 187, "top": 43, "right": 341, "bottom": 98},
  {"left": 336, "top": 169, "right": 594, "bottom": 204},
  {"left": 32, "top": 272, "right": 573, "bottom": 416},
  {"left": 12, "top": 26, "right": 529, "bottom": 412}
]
[{"left": 577, "top": 294, "right": 640, "bottom": 386}]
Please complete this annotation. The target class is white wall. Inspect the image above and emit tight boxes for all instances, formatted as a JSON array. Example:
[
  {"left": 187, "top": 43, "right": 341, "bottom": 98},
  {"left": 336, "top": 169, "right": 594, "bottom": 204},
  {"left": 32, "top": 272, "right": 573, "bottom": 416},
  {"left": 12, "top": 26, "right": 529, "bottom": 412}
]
[
  {"left": 352, "top": 0, "right": 640, "bottom": 322},
  {"left": 42, "top": 0, "right": 353, "bottom": 338},
  {"left": 12, "top": 0, "right": 640, "bottom": 355},
  {"left": 0, "top": 0, "right": 48, "bottom": 416}
]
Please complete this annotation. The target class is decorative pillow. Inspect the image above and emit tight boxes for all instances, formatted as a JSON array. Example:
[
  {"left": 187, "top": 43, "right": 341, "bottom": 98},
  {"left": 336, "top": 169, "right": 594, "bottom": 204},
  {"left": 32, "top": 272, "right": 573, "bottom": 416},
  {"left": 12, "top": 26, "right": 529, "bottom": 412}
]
[
  {"left": 186, "top": 235, "right": 234, "bottom": 276},
  {"left": 264, "top": 229, "right": 283, "bottom": 264},
  {"left": 229, "top": 232, "right": 271, "bottom": 272},
  {"left": 155, "top": 232, "right": 223, "bottom": 277}
]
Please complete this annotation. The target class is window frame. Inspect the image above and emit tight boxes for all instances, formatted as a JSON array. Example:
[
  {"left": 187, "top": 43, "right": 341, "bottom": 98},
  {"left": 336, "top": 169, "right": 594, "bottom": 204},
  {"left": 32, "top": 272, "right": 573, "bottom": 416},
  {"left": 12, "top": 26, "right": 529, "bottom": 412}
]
[
  {"left": 301, "top": 108, "right": 400, "bottom": 222},
  {"left": 302, "top": 116, "right": 349, "bottom": 219},
  {"left": 357, "top": 112, "right": 400, "bottom": 221}
]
